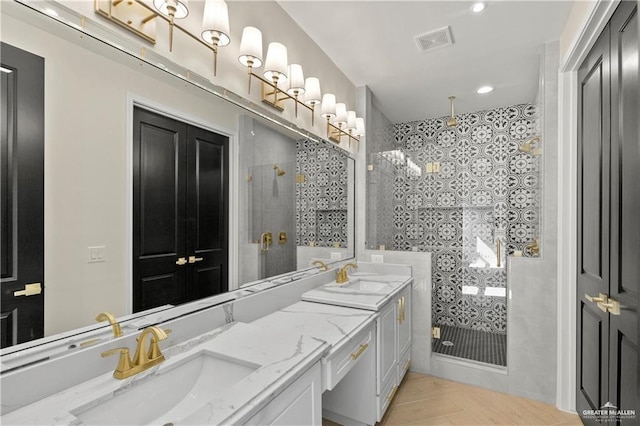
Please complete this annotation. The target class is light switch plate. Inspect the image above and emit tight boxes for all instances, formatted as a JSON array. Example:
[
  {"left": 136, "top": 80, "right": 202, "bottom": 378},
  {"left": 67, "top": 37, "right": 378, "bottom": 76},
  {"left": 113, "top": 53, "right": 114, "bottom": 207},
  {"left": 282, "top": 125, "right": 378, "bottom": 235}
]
[
  {"left": 330, "top": 252, "right": 342, "bottom": 260},
  {"left": 87, "top": 246, "right": 106, "bottom": 263},
  {"left": 371, "top": 254, "right": 384, "bottom": 263}
]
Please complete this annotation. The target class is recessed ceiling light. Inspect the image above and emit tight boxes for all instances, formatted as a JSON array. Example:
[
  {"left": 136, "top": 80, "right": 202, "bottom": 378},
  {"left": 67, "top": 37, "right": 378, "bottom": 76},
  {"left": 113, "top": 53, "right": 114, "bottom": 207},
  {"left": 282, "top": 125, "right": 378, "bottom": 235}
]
[
  {"left": 477, "top": 86, "right": 494, "bottom": 94},
  {"left": 472, "top": 2, "right": 486, "bottom": 13}
]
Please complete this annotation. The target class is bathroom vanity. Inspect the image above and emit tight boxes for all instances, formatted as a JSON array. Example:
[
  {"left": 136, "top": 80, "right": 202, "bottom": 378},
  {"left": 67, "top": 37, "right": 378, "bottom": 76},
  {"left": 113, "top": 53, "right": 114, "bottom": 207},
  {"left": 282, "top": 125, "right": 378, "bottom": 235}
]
[{"left": 0, "top": 263, "right": 413, "bottom": 425}]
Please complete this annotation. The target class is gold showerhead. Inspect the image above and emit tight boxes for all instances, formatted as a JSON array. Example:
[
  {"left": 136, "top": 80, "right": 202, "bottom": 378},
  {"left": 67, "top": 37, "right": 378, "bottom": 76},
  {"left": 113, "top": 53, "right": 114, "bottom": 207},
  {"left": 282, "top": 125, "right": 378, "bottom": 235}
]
[
  {"left": 273, "top": 165, "right": 286, "bottom": 176},
  {"left": 446, "top": 96, "right": 458, "bottom": 128}
]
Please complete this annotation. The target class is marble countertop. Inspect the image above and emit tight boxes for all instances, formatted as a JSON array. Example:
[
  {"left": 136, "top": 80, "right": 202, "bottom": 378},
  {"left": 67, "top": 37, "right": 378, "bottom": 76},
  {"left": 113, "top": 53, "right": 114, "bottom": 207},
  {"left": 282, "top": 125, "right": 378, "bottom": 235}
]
[
  {"left": 1, "top": 322, "right": 329, "bottom": 425},
  {"left": 252, "top": 301, "right": 377, "bottom": 356},
  {"left": 301, "top": 273, "right": 413, "bottom": 311}
]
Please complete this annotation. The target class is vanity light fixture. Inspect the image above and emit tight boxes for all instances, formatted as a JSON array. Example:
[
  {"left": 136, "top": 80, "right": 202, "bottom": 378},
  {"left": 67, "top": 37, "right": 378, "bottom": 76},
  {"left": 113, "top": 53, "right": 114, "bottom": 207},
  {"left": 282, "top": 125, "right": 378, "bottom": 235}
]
[
  {"left": 303, "top": 77, "right": 322, "bottom": 106},
  {"left": 477, "top": 85, "right": 494, "bottom": 94},
  {"left": 446, "top": 96, "right": 458, "bottom": 127},
  {"left": 201, "top": 0, "right": 230, "bottom": 76},
  {"left": 238, "top": 26, "right": 263, "bottom": 93},
  {"left": 153, "top": 0, "right": 189, "bottom": 52},
  {"left": 472, "top": 2, "right": 486, "bottom": 13}
]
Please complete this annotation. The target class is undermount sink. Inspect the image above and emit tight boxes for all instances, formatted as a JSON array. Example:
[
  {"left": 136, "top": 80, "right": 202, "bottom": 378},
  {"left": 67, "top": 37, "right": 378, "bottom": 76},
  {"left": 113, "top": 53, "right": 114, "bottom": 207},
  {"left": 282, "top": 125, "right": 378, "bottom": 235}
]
[
  {"left": 339, "top": 278, "right": 390, "bottom": 293},
  {"left": 71, "top": 350, "right": 260, "bottom": 425}
]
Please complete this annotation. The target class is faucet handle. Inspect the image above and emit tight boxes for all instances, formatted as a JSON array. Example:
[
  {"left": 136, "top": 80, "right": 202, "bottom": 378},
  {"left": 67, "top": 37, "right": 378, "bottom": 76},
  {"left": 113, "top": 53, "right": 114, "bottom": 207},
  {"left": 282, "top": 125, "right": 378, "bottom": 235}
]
[{"left": 102, "top": 347, "right": 133, "bottom": 378}]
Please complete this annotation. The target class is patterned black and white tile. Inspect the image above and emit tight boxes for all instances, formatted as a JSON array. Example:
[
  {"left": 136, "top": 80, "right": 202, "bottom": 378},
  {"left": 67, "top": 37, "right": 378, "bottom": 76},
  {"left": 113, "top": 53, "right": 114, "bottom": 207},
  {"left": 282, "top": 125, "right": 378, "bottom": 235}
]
[
  {"left": 386, "top": 103, "right": 541, "bottom": 334},
  {"left": 296, "top": 139, "right": 349, "bottom": 248}
]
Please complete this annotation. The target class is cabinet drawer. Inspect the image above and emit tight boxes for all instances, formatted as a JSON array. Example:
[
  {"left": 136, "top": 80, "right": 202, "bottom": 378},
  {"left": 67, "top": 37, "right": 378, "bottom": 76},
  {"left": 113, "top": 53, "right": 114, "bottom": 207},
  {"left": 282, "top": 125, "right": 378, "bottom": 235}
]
[
  {"left": 376, "top": 372, "right": 398, "bottom": 421},
  {"left": 398, "top": 344, "right": 411, "bottom": 383},
  {"left": 324, "top": 326, "right": 373, "bottom": 391}
]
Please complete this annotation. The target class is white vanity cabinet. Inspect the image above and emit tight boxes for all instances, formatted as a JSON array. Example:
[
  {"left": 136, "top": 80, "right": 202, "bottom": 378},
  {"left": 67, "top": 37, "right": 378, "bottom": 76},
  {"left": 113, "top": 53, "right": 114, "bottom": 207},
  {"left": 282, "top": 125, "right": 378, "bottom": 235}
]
[
  {"left": 243, "top": 361, "right": 322, "bottom": 426},
  {"left": 376, "top": 284, "right": 412, "bottom": 421}
]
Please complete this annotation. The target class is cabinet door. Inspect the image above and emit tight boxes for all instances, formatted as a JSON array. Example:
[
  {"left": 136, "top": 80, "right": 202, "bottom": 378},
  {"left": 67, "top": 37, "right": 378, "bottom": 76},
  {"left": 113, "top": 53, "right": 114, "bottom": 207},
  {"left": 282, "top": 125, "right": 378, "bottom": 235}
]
[
  {"left": 377, "top": 298, "right": 398, "bottom": 392},
  {"left": 398, "top": 285, "right": 412, "bottom": 358},
  {"left": 244, "top": 361, "right": 322, "bottom": 425}
]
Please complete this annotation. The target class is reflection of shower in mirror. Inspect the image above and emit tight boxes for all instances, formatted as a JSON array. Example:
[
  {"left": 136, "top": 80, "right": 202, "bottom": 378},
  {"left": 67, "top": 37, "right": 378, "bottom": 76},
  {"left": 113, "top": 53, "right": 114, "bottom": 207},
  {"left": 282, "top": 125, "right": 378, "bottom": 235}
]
[{"left": 273, "top": 164, "right": 286, "bottom": 176}]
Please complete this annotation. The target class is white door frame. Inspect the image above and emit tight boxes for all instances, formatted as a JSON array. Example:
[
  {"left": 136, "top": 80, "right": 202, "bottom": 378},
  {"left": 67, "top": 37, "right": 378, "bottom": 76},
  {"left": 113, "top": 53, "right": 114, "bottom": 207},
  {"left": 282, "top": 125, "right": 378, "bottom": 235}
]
[
  {"left": 556, "top": 0, "right": 619, "bottom": 412},
  {"left": 124, "top": 94, "right": 239, "bottom": 315}
]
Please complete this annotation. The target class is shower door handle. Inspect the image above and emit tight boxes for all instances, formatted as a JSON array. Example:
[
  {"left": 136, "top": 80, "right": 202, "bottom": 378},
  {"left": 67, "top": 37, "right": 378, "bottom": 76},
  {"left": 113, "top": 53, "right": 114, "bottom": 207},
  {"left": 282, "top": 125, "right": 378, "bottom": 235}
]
[
  {"left": 260, "top": 232, "right": 273, "bottom": 253},
  {"left": 496, "top": 239, "right": 501, "bottom": 268}
]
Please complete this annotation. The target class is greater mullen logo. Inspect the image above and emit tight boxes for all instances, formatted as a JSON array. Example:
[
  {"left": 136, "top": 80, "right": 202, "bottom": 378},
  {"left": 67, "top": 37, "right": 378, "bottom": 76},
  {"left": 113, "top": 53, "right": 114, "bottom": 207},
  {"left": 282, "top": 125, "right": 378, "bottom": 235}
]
[{"left": 583, "top": 402, "right": 636, "bottom": 422}]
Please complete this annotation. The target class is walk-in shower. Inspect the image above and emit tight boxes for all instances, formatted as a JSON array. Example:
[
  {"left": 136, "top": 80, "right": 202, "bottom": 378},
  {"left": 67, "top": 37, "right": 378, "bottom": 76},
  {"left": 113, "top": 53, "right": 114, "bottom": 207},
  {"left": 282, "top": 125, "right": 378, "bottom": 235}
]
[{"left": 367, "top": 103, "right": 541, "bottom": 367}]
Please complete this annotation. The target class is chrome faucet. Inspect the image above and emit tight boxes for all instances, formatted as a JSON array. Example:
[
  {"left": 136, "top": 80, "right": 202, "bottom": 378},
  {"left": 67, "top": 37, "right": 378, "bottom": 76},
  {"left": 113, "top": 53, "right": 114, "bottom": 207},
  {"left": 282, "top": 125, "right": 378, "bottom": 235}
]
[
  {"left": 336, "top": 263, "right": 358, "bottom": 284},
  {"left": 102, "top": 326, "right": 168, "bottom": 379}
]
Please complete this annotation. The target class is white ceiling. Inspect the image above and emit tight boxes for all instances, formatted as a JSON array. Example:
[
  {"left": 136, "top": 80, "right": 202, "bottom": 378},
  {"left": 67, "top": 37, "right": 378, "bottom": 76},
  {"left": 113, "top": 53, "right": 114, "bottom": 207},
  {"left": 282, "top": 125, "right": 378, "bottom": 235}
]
[{"left": 277, "top": 1, "right": 575, "bottom": 123}]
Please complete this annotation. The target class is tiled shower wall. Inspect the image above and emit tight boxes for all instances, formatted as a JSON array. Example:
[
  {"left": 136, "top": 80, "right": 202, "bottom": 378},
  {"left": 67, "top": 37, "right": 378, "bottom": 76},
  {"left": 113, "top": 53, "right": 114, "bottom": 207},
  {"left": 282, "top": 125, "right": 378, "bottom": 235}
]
[
  {"left": 296, "top": 139, "right": 349, "bottom": 248},
  {"left": 369, "top": 103, "right": 540, "bottom": 334}
]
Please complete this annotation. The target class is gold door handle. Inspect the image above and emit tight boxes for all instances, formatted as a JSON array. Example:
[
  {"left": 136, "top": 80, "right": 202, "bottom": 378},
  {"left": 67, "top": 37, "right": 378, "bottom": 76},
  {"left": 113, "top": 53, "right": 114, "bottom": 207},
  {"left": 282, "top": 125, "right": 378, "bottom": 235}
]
[
  {"left": 13, "top": 283, "right": 42, "bottom": 297},
  {"left": 598, "top": 298, "right": 621, "bottom": 315},
  {"left": 496, "top": 239, "right": 501, "bottom": 268},
  {"left": 188, "top": 256, "right": 203, "bottom": 264},
  {"left": 398, "top": 297, "right": 403, "bottom": 322},
  {"left": 585, "top": 293, "right": 608, "bottom": 303},
  {"left": 176, "top": 257, "right": 187, "bottom": 266},
  {"left": 402, "top": 296, "right": 406, "bottom": 322}
]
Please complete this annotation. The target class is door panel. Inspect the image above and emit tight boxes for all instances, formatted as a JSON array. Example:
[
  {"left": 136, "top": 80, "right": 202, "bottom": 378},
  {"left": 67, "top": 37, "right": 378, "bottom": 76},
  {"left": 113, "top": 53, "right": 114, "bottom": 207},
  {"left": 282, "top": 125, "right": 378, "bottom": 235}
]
[
  {"left": 609, "top": 1, "right": 639, "bottom": 414},
  {"left": 133, "top": 108, "right": 229, "bottom": 310},
  {"left": 0, "top": 43, "right": 45, "bottom": 347},
  {"left": 133, "top": 108, "right": 187, "bottom": 311},
  {"left": 186, "top": 126, "right": 229, "bottom": 299},
  {"left": 577, "top": 23, "right": 611, "bottom": 420}
]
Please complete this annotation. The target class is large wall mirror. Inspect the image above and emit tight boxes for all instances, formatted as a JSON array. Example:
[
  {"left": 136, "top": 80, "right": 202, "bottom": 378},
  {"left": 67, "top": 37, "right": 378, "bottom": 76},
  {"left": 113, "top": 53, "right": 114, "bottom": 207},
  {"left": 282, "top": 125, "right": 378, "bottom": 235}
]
[{"left": 0, "top": 0, "right": 355, "bottom": 364}]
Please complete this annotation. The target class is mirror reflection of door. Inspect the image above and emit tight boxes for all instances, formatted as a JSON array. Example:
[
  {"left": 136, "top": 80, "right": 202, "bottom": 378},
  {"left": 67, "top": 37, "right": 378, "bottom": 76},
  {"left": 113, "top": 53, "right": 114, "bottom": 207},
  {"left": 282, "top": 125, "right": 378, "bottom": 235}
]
[
  {"left": 0, "top": 43, "right": 45, "bottom": 348},
  {"left": 132, "top": 107, "right": 229, "bottom": 312}
]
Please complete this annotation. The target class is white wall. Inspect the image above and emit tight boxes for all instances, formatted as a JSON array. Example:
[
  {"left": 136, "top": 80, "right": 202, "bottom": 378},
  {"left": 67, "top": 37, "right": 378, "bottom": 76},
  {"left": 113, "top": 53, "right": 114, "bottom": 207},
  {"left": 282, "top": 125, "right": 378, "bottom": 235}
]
[{"left": 1, "top": 0, "right": 357, "bottom": 336}]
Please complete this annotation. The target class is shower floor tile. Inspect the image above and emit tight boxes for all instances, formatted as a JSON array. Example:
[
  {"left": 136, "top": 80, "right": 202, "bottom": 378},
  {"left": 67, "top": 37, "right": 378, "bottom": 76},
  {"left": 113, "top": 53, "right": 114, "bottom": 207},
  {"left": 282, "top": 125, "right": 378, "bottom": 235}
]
[{"left": 432, "top": 324, "right": 507, "bottom": 366}]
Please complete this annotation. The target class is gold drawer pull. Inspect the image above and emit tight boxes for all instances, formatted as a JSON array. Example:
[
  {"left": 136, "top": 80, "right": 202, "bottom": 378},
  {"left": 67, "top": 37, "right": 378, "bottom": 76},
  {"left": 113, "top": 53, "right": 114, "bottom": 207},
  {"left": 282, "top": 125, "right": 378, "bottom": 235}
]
[
  {"left": 13, "top": 283, "right": 42, "bottom": 297},
  {"left": 386, "top": 385, "right": 399, "bottom": 402},
  {"left": 350, "top": 343, "right": 369, "bottom": 360}
]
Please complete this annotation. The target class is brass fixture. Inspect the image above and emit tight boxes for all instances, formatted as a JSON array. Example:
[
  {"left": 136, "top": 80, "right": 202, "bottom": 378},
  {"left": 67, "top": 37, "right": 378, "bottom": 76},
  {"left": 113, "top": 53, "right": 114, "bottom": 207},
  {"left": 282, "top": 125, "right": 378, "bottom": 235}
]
[
  {"left": 189, "top": 255, "right": 203, "bottom": 263},
  {"left": 102, "top": 326, "right": 168, "bottom": 379},
  {"left": 273, "top": 165, "right": 286, "bottom": 176},
  {"left": 386, "top": 385, "right": 399, "bottom": 402},
  {"left": 336, "top": 263, "right": 358, "bottom": 284},
  {"left": 519, "top": 136, "right": 542, "bottom": 156},
  {"left": 397, "top": 296, "right": 406, "bottom": 323},
  {"left": 312, "top": 260, "right": 329, "bottom": 271},
  {"left": 524, "top": 238, "right": 540, "bottom": 256},
  {"left": 95, "top": 0, "right": 158, "bottom": 45},
  {"left": 95, "top": 311, "right": 123, "bottom": 338},
  {"left": 496, "top": 239, "right": 502, "bottom": 268},
  {"left": 278, "top": 232, "right": 287, "bottom": 244},
  {"left": 296, "top": 173, "right": 307, "bottom": 184},
  {"left": 260, "top": 232, "right": 273, "bottom": 253},
  {"left": 585, "top": 293, "right": 621, "bottom": 315},
  {"left": 446, "top": 96, "right": 458, "bottom": 128},
  {"left": 13, "top": 283, "right": 42, "bottom": 297},
  {"left": 176, "top": 257, "right": 187, "bottom": 266},
  {"left": 432, "top": 326, "right": 441, "bottom": 339},
  {"left": 350, "top": 343, "right": 369, "bottom": 360}
]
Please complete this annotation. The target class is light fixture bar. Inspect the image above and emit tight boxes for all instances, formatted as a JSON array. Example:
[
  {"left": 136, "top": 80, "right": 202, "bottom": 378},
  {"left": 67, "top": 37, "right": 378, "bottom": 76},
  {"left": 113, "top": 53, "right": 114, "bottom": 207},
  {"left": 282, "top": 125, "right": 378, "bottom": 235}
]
[{"left": 247, "top": 71, "right": 317, "bottom": 126}]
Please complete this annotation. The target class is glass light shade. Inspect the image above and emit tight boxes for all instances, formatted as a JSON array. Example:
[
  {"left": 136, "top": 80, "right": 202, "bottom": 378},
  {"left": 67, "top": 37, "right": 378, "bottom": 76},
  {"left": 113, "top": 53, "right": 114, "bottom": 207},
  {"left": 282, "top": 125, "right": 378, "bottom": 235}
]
[
  {"left": 238, "top": 26, "right": 263, "bottom": 68},
  {"left": 287, "top": 64, "right": 305, "bottom": 96},
  {"left": 154, "top": 0, "right": 189, "bottom": 18},
  {"left": 303, "top": 78, "right": 321, "bottom": 105},
  {"left": 356, "top": 117, "right": 365, "bottom": 136},
  {"left": 346, "top": 111, "right": 357, "bottom": 131},
  {"left": 333, "top": 103, "right": 348, "bottom": 126},
  {"left": 321, "top": 93, "right": 336, "bottom": 118},
  {"left": 263, "top": 42, "right": 288, "bottom": 83},
  {"left": 201, "top": 0, "right": 230, "bottom": 46}
]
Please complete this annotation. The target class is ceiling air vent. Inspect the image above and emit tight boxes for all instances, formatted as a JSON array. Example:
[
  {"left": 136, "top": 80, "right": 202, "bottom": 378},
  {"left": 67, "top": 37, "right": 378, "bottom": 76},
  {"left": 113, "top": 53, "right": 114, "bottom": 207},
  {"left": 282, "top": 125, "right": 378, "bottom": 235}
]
[{"left": 414, "top": 26, "right": 454, "bottom": 53}]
